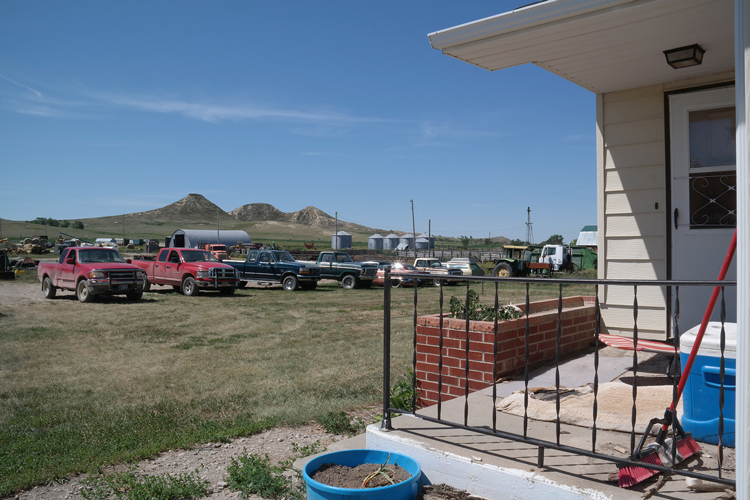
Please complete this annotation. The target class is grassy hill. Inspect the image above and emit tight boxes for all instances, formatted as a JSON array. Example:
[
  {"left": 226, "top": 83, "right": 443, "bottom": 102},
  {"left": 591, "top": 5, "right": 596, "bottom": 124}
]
[{"left": 0, "top": 194, "right": 405, "bottom": 248}]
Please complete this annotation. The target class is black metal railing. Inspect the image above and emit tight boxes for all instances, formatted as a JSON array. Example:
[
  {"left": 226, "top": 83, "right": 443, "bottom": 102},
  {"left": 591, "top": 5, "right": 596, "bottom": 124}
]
[{"left": 380, "top": 270, "right": 737, "bottom": 487}]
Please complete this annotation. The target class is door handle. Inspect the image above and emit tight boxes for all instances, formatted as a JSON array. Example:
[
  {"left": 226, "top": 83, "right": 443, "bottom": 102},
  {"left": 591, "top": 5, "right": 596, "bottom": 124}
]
[{"left": 674, "top": 208, "right": 679, "bottom": 229}]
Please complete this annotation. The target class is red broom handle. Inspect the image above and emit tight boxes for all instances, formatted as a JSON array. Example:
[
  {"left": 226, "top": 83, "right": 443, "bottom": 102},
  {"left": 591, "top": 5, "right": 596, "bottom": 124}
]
[{"left": 665, "top": 229, "right": 737, "bottom": 421}]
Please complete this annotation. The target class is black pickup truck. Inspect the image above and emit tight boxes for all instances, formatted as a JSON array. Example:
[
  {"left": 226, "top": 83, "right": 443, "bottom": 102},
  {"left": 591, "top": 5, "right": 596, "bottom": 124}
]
[{"left": 224, "top": 250, "right": 321, "bottom": 291}]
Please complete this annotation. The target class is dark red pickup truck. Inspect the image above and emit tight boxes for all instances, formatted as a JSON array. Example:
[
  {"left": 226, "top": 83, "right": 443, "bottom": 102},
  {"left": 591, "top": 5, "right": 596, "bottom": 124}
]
[
  {"left": 129, "top": 248, "right": 239, "bottom": 296},
  {"left": 37, "top": 247, "right": 146, "bottom": 302}
]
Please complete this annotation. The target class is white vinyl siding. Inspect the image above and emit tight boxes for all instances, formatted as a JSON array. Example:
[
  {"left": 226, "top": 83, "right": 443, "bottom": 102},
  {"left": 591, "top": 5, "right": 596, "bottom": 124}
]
[
  {"left": 598, "top": 74, "right": 735, "bottom": 340},
  {"left": 599, "top": 84, "right": 668, "bottom": 340}
]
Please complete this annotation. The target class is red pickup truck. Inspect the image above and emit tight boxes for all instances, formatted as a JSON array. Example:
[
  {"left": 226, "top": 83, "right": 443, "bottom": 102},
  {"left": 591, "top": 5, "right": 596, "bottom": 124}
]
[
  {"left": 129, "top": 248, "right": 239, "bottom": 296},
  {"left": 38, "top": 247, "right": 147, "bottom": 302}
]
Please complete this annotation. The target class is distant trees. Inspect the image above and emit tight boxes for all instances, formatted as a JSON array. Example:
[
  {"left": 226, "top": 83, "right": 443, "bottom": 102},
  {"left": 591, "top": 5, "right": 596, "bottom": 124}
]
[
  {"left": 541, "top": 234, "right": 564, "bottom": 245},
  {"left": 27, "top": 217, "right": 84, "bottom": 230}
]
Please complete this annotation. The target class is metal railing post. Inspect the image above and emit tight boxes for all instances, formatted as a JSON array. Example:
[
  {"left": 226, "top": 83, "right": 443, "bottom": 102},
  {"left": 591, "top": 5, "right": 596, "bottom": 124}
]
[{"left": 381, "top": 268, "right": 392, "bottom": 431}]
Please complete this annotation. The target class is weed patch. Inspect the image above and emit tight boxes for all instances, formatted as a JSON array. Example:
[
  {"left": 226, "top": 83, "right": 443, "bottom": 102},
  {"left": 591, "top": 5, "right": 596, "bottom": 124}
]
[
  {"left": 317, "top": 411, "right": 365, "bottom": 437},
  {"left": 227, "top": 441, "right": 322, "bottom": 499},
  {"left": 81, "top": 467, "right": 210, "bottom": 500}
]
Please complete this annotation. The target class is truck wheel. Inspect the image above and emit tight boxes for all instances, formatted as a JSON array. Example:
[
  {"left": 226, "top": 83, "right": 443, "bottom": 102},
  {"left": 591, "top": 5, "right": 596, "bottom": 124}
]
[
  {"left": 282, "top": 275, "right": 298, "bottom": 291},
  {"left": 182, "top": 277, "right": 199, "bottom": 296},
  {"left": 42, "top": 277, "right": 57, "bottom": 299},
  {"left": 341, "top": 275, "right": 357, "bottom": 289},
  {"left": 390, "top": 279, "right": 401, "bottom": 288},
  {"left": 127, "top": 290, "right": 143, "bottom": 301},
  {"left": 76, "top": 280, "right": 94, "bottom": 303},
  {"left": 219, "top": 287, "right": 235, "bottom": 296},
  {"left": 493, "top": 263, "right": 514, "bottom": 278},
  {"left": 433, "top": 278, "right": 443, "bottom": 287},
  {"left": 142, "top": 279, "right": 151, "bottom": 292}
]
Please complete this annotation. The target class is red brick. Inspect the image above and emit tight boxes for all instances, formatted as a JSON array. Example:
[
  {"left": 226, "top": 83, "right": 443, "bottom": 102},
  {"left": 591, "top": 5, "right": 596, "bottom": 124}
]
[
  {"left": 448, "top": 386, "right": 467, "bottom": 396},
  {"left": 416, "top": 361, "right": 438, "bottom": 373},
  {"left": 469, "top": 361, "right": 494, "bottom": 373},
  {"left": 420, "top": 344, "right": 441, "bottom": 356},
  {"left": 442, "top": 356, "right": 462, "bottom": 368},
  {"left": 419, "top": 380, "right": 439, "bottom": 392}
]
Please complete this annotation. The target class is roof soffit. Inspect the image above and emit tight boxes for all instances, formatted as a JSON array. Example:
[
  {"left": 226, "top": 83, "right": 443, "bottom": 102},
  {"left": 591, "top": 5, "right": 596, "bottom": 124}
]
[{"left": 429, "top": 0, "right": 734, "bottom": 94}]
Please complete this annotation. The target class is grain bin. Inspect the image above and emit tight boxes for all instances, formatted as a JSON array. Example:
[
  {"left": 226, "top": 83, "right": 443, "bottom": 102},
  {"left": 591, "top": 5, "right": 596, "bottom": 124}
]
[
  {"left": 383, "top": 233, "right": 400, "bottom": 250},
  {"left": 399, "top": 233, "right": 414, "bottom": 249},
  {"left": 368, "top": 233, "right": 384, "bottom": 250},
  {"left": 415, "top": 237, "right": 430, "bottom": 250},
  {"left": 418, "top": 233, "right": 435, "bottom": 249},
  {"left": 332, "top": 231, "right": 352, "bottom": 249}
]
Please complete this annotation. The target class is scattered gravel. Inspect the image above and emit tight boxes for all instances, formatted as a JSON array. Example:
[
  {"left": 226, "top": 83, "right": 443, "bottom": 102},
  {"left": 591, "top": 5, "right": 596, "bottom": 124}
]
[{"left": 7, "top": 424, "right": 339, "bottom": 500}]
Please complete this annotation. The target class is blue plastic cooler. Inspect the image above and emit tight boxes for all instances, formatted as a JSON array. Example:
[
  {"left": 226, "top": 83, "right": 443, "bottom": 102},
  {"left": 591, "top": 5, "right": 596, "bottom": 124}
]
[{"left": 680, "top": 322, "right": 736, "bottom": 447}]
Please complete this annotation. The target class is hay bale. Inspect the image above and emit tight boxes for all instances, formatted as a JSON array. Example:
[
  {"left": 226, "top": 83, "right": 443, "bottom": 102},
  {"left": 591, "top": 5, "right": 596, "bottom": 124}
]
[
  {"left": 23, "top": 238, "right": 32, "bottom": 245},
  {"left": 127, "top": 244, "right": 135, "bottom": 249}
]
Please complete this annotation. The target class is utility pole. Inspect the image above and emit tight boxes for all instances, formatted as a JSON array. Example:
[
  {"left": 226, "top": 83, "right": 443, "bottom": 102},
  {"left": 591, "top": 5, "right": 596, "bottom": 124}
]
[
  {"left": 428, "top": 219, "right": 431, "bottom": 258},
  {"left": 216, "top": 208, "right": 220, "bottom": 246},
  {"left": 410, "top": 200, "right": 416, "bottom": 259},
  {"left": 122, "top": 214, "right": 125, "bottom": 242},
  {"left": 335, "top": 212, "right": 338, "bottom": 250},
  {"left": 525, "top": 207, "right": 534, "bottom": 245}
]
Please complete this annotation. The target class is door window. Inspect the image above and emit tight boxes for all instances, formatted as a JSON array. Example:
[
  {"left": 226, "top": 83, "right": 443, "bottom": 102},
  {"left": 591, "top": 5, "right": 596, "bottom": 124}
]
[
  {"left": 158, "top": 251, "right": 169, "bottom": 263},
  {"left": 688, "top": 106, "right": 736, "bottom": 228}
]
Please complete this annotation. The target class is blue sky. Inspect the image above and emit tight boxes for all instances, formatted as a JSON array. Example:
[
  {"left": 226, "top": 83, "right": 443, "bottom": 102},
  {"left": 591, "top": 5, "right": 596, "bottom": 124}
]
[{"left": 0, "top": 1, "right": 596, "bottom": 243}]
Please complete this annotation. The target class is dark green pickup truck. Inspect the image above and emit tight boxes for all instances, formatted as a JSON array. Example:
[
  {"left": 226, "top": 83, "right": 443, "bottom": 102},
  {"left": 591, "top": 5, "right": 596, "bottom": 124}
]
[
  {"left": 225, "top": 250, "right": 321, "bottom": 291},
  {"left": 313, "top": 251, "right": 378, "bottom": 289}
]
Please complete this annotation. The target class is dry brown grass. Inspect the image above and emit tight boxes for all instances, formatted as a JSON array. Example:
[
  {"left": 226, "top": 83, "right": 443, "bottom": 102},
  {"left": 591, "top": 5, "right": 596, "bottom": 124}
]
[{"left": 0, "top": 276, "right": 593, "bottom": 495}]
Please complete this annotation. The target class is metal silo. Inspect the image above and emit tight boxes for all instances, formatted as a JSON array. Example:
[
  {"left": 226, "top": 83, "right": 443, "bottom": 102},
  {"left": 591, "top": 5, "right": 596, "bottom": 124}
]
[
  {"left": 332, "top": 230, "right": 352, "bottom": 249},
  {"left": 415, "top": 237, "right": 429, "bottom": 250},
  {"left": 383, "top": 233, "right": 400, "bottom": 250},
  {"left": 419, "top": 233, "right": 435, "bottom": 249},
  {"left": 368, "top": 233, "right": 384, "bottom": 250},
  {"left": 399, "top": 233, "right": 414, "bottom": 249}
]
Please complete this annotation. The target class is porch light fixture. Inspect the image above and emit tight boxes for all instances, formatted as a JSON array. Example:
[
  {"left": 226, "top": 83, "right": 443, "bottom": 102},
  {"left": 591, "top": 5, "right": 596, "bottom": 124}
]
[{"left": 663, "top": 44, "right": 705, "bottom": 69}]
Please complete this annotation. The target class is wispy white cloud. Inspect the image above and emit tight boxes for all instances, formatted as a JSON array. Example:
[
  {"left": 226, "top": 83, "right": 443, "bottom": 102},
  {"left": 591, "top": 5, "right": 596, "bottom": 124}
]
[
  {"left": 415, "top": 121, "right": 503, "bottom": 146},
  {"left": 95, "top": 93, "right": 385, "bottom": 126},
  {"left": 0, "top": 74, "right": 43, "bottom": 98}
]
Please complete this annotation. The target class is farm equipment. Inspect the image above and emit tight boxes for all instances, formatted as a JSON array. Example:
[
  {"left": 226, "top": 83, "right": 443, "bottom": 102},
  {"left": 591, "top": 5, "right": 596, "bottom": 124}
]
[
  {"left": 490, "top": 244, "right": 571, "bottom": 277},
  {"left": 490, "top": 244, "right": 597, "bottom": 277},
  {"left": 0, "top": 250, "right": 15, "bottom": 280}
]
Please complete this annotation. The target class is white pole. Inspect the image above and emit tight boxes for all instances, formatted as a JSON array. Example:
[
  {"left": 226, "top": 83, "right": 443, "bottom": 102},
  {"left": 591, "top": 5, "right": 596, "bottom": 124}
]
[{"left": 734, "top": 2, "right": 749, "bottom": 498}]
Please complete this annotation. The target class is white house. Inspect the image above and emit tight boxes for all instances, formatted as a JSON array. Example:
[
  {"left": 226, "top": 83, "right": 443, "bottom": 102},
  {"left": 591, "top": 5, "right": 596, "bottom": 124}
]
[{"left": 429, "top": 1, "right": 748, "bottom": 497}]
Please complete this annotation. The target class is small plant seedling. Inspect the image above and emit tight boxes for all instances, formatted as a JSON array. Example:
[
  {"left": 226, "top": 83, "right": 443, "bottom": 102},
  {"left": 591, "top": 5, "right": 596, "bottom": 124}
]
[{"left": 361, "top": 453, "right": 395, "bottom": 488}]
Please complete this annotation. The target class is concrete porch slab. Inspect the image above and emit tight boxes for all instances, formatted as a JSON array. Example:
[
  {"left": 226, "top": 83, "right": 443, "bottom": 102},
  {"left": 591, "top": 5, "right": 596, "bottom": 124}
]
[{"left": 366, "top": 351, "right": 735, "bottom": 500}]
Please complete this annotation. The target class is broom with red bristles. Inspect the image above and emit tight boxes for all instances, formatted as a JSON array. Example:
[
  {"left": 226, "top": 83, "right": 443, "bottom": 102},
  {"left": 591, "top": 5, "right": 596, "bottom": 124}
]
[{"left": 618, "top": 230, "right": 737, "bottom": 488}]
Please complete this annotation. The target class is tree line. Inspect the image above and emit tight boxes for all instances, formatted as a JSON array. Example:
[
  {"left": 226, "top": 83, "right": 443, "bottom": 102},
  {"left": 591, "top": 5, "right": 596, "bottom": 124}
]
[{"left": 27, "top": 217, "right": 85, "bottom": 230}]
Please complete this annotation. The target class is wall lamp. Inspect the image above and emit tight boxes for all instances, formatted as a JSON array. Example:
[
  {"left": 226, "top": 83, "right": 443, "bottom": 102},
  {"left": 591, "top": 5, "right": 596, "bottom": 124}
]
[{"left": 663, "top": 44, "right": 705, "bottom": 69}]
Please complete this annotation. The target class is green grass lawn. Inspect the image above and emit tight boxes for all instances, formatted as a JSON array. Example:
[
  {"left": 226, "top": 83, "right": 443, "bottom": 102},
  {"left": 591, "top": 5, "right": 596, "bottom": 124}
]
[{"left": 0, "top": 274, "right": 593, "bottom": 496}]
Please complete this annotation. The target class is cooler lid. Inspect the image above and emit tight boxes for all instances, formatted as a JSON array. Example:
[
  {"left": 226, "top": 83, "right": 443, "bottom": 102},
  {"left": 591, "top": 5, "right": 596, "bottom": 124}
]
[{"left": 680, "top": 322, "right": 737, "bottom": 356}]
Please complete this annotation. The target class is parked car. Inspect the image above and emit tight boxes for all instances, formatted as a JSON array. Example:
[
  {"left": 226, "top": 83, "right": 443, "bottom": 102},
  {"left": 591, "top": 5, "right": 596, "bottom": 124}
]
[
  {"left": 225, "top": 249, "right": 321, "bottom": 291},
  {"left": 413, "top": 257, "right": 464, "bottom": 285},
  {"left": 129, "top": 248, "right": 239, "bottom": 296},
  {"left": 37, "top": 247, "right": 146, "bottom": 302},
  {"left": 446, "top": 258, "right": 485, "bottom": 276},
  {"left": 373, "top": 262, "right": 425, "bottom": 288},
  {"left": 312, "top": 251, "right": 378, "bottom": 289}
]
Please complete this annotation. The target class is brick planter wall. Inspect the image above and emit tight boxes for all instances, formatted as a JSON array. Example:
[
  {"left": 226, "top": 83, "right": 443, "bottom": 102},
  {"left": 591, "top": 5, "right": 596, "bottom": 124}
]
[{"left": 416, "top": 296, "right": 596, "bottom": 408}]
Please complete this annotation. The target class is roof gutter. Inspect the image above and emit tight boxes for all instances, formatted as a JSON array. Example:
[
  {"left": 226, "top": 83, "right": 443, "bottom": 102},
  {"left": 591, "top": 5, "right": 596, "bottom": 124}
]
[{"left": 428, "top": 0, "right": 643, "bottom": 51}]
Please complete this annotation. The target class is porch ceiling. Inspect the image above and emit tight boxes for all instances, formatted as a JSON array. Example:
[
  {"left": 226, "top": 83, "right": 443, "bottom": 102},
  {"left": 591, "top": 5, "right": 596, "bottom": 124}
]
[{"left": 428, "top": 0, "right": 734, "bottom": 94}]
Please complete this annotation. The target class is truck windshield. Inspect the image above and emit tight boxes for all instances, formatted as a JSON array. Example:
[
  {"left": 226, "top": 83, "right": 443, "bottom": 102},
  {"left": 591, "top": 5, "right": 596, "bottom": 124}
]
[
  {"left": 210, "top": 245, "right": 226, "bottom": 251},
  {"left": 273, "top": 251, "right": 296, "bottom": 263},
  {"left": 182, "top": 250, "right": 220, "bottom": 263},
  {"left": 429, "top": 261, "right": 444, "bottom": 268},
  {"left": 78, "top": 249, "right": 126, "bottom": 264}
]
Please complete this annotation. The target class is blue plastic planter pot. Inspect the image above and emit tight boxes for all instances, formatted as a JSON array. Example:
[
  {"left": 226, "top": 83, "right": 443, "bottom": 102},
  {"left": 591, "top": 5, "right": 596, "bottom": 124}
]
[{"left": 303, "top": 449, "right": 421, "bottom": 500}]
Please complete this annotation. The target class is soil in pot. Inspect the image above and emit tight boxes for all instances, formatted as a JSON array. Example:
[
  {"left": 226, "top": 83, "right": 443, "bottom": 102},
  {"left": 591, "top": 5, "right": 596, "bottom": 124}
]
[{"left": 311, "top": 462, "right": 412, "bottom": 489}]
